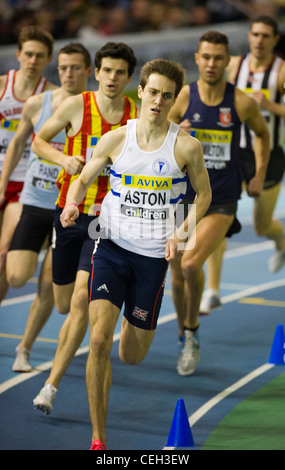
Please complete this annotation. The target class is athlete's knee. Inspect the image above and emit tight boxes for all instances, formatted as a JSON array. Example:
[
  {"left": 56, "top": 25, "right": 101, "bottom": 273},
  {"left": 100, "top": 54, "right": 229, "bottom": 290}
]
[
  {"left": 89, "top": 328, "right": 113, "bottom": 358},
  {"left": 6, "top": 264, "right": 27, "bottom": 288},
  {"left": 72, "top": 282, "right": 89, "bottom": 309},
  {"left": 53, "top": 281, "right": 76, "bottom": 314},
  {"left": 57, "top": 303, "right": 70, "bottom": 315},
  {"left": 119, "top": 329, "right": 150, "bottom": 365},
  {"left": 254, "top": 220, "right": 270, "bottom": 237},
  {"left": 119, "top": 346, "right": 145, "bottom": 365},
  {"left": 7, "top": 272, "right": 26, "bottom": 289},
  {"left": 54, "top": 292, "right": 70, "bottom": 314},
  {"left": 171, "top": 274, "right": 185, "bottom": 298},
  {"left": 181, "top": 254, "right": 201, "bottom": 280},
  {"left": 6, "top": 252, "right": 36, "bottom": 288}
]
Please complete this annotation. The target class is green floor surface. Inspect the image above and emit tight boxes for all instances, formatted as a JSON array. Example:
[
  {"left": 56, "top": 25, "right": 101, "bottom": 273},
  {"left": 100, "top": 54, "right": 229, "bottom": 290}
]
[{"left": 202, "top": 371, "right": 285, "bottom": 450}]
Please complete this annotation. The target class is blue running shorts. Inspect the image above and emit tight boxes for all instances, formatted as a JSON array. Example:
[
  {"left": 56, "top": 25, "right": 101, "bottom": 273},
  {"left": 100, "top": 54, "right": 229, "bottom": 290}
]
[
  {"left": 88, "top": 238, "right": 168, "bottom": 330},
  {"left": 52, "top": 206, "right": 99, "bottom": 285}
]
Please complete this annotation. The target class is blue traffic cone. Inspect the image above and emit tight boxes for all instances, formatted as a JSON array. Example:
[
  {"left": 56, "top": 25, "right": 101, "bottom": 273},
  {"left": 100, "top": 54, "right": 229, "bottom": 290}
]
[
  {"left": 165, "top": 399, "right": 195, "bottom": 448},
  {"left": 268, "top": 324, "right": 285, "bottom": 365}
]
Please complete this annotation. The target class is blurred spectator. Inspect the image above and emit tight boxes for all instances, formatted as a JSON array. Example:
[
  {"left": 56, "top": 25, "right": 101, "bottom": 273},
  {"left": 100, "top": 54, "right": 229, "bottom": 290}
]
[
  {"left": 163, "top": 6, "right": 188, "bottom": 29},
  {"left": 34, "top": 9, "right": 56, "bottom": 35},
  {"left": 0, "top": 8, "right": 36, "bottom": 45},
  {"left": 0, "top": 0, "right": 284, "bottom": 45},
  {"left": 206, "top": 0, "right": 245, "bottom": 23},
  {"left": 147, "top": 1, "right": 167, "bottom": 31},
  {"left": 99, "top": 7, "right": 129, "bottom": 35},
  {"left": 189, "top": 4, "right": 212, "bottom": 26},
  {"left": 77, "top": 5, "right": 104, "bottom": 38},
  {"left": 59, "top": 13, "right": 83, "bottom": 39},
  {"left": 126, "top": 0, "right": 151, "bottom": 33}
]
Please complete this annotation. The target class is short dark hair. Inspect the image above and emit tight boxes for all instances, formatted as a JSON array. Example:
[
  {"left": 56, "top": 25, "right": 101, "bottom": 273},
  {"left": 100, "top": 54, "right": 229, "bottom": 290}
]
[
  {"left": 58, "top": 43, "right": 92, "bottom": 68},
  {"left": 250, "top": 15, "right": 279, "bottom": 36},
  {"left": 17, "top": 25, "right": 54, "bottom": 57},
  {"left": 95, "top": 42, "right": 137, "bottom": 77},
  {"left": 198, "top": 30, "right": 229, "bottom": 53},
  {"left": 139, "top": 59, "right": 185, "bottom": 98}
]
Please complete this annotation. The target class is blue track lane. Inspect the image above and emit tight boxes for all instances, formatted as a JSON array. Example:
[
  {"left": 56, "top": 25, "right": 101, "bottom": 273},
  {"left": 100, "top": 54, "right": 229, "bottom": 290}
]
[{"left": 1, "top": 184, "right": 285, "bottom": 450}]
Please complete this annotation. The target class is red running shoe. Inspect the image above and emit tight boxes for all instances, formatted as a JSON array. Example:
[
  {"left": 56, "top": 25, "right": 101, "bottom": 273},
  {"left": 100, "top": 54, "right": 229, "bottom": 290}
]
[{"left": 90, "top": 439, "right": 108, "bottom": 450}]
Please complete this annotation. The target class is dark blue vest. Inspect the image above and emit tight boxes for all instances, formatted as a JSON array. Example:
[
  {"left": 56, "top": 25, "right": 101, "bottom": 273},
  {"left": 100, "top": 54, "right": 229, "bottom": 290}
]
[{"left": 184, "top": 81, "right": 243, "bottom": 204}]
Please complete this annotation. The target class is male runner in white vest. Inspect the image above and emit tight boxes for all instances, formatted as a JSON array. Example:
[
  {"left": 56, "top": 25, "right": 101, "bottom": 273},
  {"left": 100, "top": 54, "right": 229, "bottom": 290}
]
[{"left": 60, "top": 58, "right": 212, "bottom": 450}]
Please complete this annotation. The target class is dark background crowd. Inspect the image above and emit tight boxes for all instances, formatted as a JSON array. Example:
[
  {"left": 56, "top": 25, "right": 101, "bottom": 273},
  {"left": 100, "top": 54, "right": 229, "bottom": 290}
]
[{"left": 1, "top": 0, "right": 284, "bottom": 46}]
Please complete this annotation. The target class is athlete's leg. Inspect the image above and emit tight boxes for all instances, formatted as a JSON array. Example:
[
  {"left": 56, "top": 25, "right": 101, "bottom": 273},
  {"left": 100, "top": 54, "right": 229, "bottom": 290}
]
[
  {"left": 52, "top": 281, "right": 74, "bottom": 314},
  {"left": 119, "top": 317, "right": 156, "bottom": 364},
  {"left": 7, "top": 207, "right": 54, "bottom": 288},
  {"left": 204, "top": 237, "right": 227, "bottom": 292},
  {"left": 87, "top": 299, "right": 121, "bottom": 446},
  {"left": 181, "top": 212, "right": 234, "bottom": 330},
  {"left": 170, "top": 256, "right": 188, "bottom": 339},
  {"left": 7, "top": 249, "right": 39, "bottom": 288},
  {"left": 253, "top": 183, "right": 285, "bottom": 250},
  {"left": 176, "top": 214, "right": 234, "bottom": 375},
  {"left": 197, "top": 238, "right": 226, "bottom": 315},
  {"left": 0, "top": 201, "right": 22, "bottom": 301},
  {"left": 17, "top": 247, "right": 54, "bottom": 351},
  {"left": 45, "top": 270, "right": 90, "bottom": 389}
]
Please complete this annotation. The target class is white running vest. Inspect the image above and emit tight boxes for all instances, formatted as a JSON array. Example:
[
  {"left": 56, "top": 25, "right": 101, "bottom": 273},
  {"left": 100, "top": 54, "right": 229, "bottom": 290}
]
[
  {"left": 234, "top": 54, "right": 284, "bottom": 151},
  {"left": 99, "top": 119, "right": 187, "bottom": 258},
  {"left": 0, "top": 69, "right": 47, "bottom": 181}
]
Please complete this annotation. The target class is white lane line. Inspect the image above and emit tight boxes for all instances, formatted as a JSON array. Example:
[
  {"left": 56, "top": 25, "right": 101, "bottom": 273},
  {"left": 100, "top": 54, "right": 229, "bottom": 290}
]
[
  {"left": 224, "top": 240, "right": 274, "bottom": 258},
  {"left": 1, "top": 242, "right": 285, "bottom": 436},
  {"left": 0, "top": 280, "right": 283, "bottom": 449},
  {"left": 221, "top": 278, "right": 285, "bottom": 304},
  {"left": 220, "top": 282, "right": 256, "bottom": 291},
  {"left": 0, "top": 240, "right": 276, "bottom": 308},
  {"left": 0, "top": 335, "right": 120, "bottom": 394},
  {"left": 188, "top": 363, "right": 275, "bottom": 427},
  {"left": 165, "top": 279, "right": 285, "bottom": 300},
  {"left": 1, "top": 278, "right": 284, "bottom": 395},
  {"left": 162, "top": 278, "right": 285, "bottom": 449},
  {"left": 163, "top": 362, "right": 275, "bottom": 450},
  {"left": 1, "top": 293, "right": 36, "bottom": 307}
]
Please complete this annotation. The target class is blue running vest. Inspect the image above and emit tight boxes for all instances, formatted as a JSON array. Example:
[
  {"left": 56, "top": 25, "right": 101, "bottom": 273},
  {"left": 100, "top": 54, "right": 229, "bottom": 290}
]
[
  {"left": 184, "top": 82, "right": 243, "bottom": 204},
  {"left": 20, "top": 91, "right": 66, "bottom": 210}
]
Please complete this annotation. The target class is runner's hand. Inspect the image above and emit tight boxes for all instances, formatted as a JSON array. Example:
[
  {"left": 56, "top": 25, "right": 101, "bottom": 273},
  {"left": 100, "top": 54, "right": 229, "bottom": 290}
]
[
  {"left": 246, "top": 175, "right": 263, "bottom": 198},
  {"left": 63, "top": 155, "right": 85, "bottom": 175},
  {"left": 60, "top": 203, "right": 79, "bottom": 227}
]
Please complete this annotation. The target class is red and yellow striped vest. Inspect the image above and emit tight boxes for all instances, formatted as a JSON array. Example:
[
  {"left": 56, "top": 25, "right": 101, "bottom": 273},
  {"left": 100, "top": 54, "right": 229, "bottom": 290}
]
[{"left": 56, "top": 91, "right": 137, "bottom": 214}]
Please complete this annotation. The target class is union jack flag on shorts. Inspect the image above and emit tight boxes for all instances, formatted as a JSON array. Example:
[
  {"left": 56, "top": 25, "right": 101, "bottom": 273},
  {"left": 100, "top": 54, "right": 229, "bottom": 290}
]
[{"left": 132, "top": 306, "right": 148, "bottom": 322}]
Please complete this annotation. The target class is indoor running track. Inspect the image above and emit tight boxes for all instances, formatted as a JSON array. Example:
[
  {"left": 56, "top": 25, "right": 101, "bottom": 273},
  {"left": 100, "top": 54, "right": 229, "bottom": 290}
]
[{"left": 0, "top": 185, "right": 285, "bottom": 451}]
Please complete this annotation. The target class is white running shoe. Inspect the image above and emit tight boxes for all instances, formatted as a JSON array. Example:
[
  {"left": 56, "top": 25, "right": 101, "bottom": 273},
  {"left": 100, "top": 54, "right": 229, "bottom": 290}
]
[
  {"left": 199, "top": 289, "right": 221, "bottom": 315},
  {"left": 268, "top": 248, "right": 285, "bottom": 273},
  {"left": 178, "top": 333, "right": 185, "bottom": 350},
  {"left": 33, "top": 384, "right": 57, "bottom": 415},
  {"left": 12, "top": 346, "right": 32, "bottom": 373},
  {"left": 177, "top": 329, "right": 200, "bottom": 376}
]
